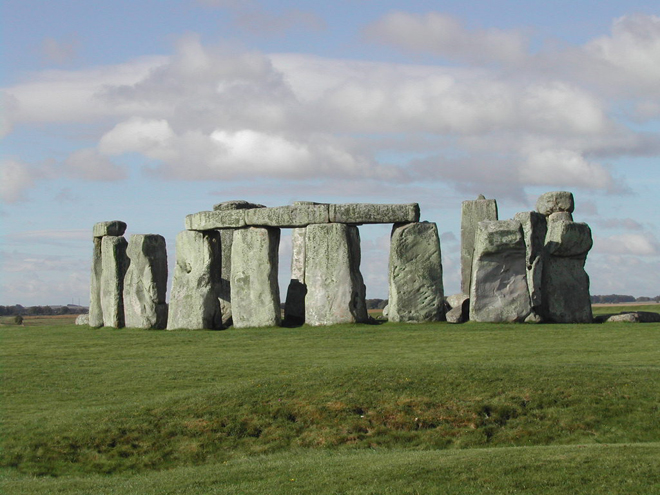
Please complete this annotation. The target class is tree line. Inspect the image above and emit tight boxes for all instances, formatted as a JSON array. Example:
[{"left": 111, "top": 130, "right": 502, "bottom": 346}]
[{"left": 0, "top": 305, "right": 88, "bottom": 316}]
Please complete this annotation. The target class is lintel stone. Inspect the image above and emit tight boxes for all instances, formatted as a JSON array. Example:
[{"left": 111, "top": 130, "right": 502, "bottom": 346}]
[
  {"left": 329, "top": 203, "right": 419, "bottom": 224},
  {"left": 93, "top": 220, "right": 127, "bottom": 238}
]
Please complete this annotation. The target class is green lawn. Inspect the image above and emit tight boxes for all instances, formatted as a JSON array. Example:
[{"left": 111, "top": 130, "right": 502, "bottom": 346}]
[{"left": 2, "top": 318, "right": 659, "bottom": 494}]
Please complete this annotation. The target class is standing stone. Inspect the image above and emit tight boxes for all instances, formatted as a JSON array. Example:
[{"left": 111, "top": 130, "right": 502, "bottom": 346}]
[
  {"left": 388, "top": 222, "right": 445, "bottom": 323},
  {"left": 89, "top": 237, "right": 104, "bottom": 328},
  {"left": 469, "top": 220, "right": 532, "bottom": 323},
  {"left": 218, "top": 229, "right": 234, "bottom": 327},
  {"left": 211, "top": 200, "right": 265, "bottom": 327},
  {"left": 536, "top": 191, "right": 574, "bottom": 216},
  {"left": 167, "top": 230, "right": 222, "bottom": 330},
  {"left": 123, "top": 234, "right": 168, "bottom": 329},
  {"left": 100, "top": 236, "right": 129, "bottom": 328},
  {"left": 542, "top": 220, "right": 593, "bottom": 323},
  {"left": 304, "top": 223, "right": 368, "bottom": 326},
  {"left": 230, "top": 227, "right": 281, "bottom": 328},
  {"left": 284, "top": 227, "right": 307, "bottom": 325},
  {"left": 461, "top": 195, "right": 498, "bottom": 294},
  {"left": 514, "top": 211, "right": 547, "bottom": 317}
]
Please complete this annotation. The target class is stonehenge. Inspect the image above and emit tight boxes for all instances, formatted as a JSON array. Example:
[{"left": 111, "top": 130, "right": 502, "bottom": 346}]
[{"left": 88, "top": 191, "right": 595, "bottom": 329}]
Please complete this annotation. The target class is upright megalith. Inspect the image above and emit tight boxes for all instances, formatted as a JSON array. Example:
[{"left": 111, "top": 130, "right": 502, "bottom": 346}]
[
  {"left": 90, "top": 221, "right": 127, "bottom": 328},
  {"left": 100, "top": 235, "right": 129, "bottom": 328},
  {"left": 284, "top": 227, "right": 307, "bottom": 325},
  {"left": 469, "top": 220, "right": 532, "bottom": 323},
  {"left": 167, "top": 230, "right": 222, "bottom": 330},
  {"left": 213, "top": 200, "right": 265, "bottom": 327},
  {"left": 230, "top": 227, "right": 281, "bottom": 328},
  {"left": 461, "top": 195, "right": 498, "bottom": 294},
  {"left": 304, "top": 223, "right": 368, "bottom": 326},
  {"left": 542, "top": 219, "right": 593, "bottom": 323},
  {"left": 514, "top": 211, "right": 547, "bottom": 317},
  {"left": 123, "top": 234, "right": 168, "bottom": 329},
  {"left": 388, "top": 222, "right": 445, "bottom": 323}
]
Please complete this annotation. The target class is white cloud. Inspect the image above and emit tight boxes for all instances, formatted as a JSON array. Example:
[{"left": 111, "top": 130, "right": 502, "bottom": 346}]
[
  {"left": 593, "top": 233, "right": 659, "bottom": 256},
  {"left": 364, "top": 12, "right": 528, "bottom": 65},
  {"left": 0, "top": 159, "right": 36, "bottom": 203},
  {"left": 520, "top": 149, "right": 614, "bottom": 190},
  {"left": 63, "top": 148, "right": 126, "bottom": 181}
]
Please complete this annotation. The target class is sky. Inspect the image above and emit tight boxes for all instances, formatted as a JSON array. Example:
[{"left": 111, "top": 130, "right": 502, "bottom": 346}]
[{"left": 1, "top": 0, "right": 659, "bottom": 306}]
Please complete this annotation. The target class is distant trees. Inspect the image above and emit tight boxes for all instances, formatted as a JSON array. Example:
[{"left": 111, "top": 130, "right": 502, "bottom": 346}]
[
  {"left": 0, "top": 305, "right": 87, "bottom": 316},
  {"left": 590, "top": 294, "right": 658, "bottom": 304}
]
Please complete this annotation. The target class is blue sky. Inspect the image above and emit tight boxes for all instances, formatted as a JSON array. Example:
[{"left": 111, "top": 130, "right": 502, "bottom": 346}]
[{"left": 1, "top": 0, "right": 659, "bottom": 305}]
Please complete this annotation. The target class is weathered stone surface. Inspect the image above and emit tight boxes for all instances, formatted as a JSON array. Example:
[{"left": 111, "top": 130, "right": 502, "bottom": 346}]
[
  {"left": 461, "top": 196, "right": 498, "bottom": 294},
  {"left": 284, "top": 227, "right": 307, "bottom": 325},
  {"left": 89, "top": 237, "right": 104, "bottom": 328},
  {"left": 445, "top": 293, "right": 469, "bottom": 324},
  {"left": 213, "top": 200, "right": 265, "bottom": 211},
  {"left": 603, "top": 311, "right": 660, "bottom": 323},
  {"left": 388, "top": 222, "right": 445, "bottom": 323},
  {"left": 548, "top": 211, "right": 573, "bottom": 222},
  {"left": 542, "top": 256, "right": 592, "bottom": 323},
  {"left": 545, "top": 221, "right": 593, "bottom": 257},
  {"left": 329, "top": 203, "right": 419, "bottom": 224},
  {"left": 185, "top": 210, "right": 247, "bottom": 230},
  {"left": 231, "top": 227, "right": 281, "bottom": 328},
  {"left": 100, "top": 236, "right": 129, "bottom": 328},
  {"left": 123, "top": 234, "right": 168, "bottom": 329},
  {"left": 304, "top": 223, "right": 368, "bottom": 326},
  {"left": 514, "top": 211, "right": 547, "bottom": 310},
  {"left": 75, "top": 314, "right": 89, "bottom": 325},
  {"left": 167, "top": 230, "right": 222, "bottom": 330},
  {"left": 218, "top": 229, "right": 234, "bottom": 327},
  {"left": 469, "top": 220, "right": 532, "bottom": 323},
  {"left": 93, "top": 220, "right": 127, "bottom": 238},
  {"left": 536, "top": 191, "right": 575, "bottom": 216},
  {"left": 245, "top": 204, "right": 330, "bottom": 228}
]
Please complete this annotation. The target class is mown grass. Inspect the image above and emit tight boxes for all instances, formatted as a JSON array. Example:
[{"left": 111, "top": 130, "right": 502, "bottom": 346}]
[{"left": 1, "top": 318, "right": 659, "bottom": 493}]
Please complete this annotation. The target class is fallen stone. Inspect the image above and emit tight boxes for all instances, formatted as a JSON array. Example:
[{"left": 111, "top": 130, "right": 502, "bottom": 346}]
[
  {"left": 514, "top": 211, "right": 547, "bottom": 311},
  {"left": 213, "top": 200, "right": 265, "bottom": 211},
  {"left": 93, "top": 220, "right": 127, "bottom": 238},
  {"left": 245, "top": 204, "right": 330, "bottom": 228},
  {"left": 304, "top": 223, "right": 368, "bottom": 326},
  {"left": 123, "top": 234, "right": 168, "bottom": 329},
  {"left": 89, "top": 237, "right": 104, "bottom": 328},
  {"left": 284, "top": 227, "right": 307, "bottom": 325},
  {"left": 185, "top": 210, "right": 247, "bottom": 230},
  {"left": 100, "top": 235, "right": 129, "bottom": 328},
  {"left": 469, "top": 220, "right": 532, "bottom": 323},
  {"left": 536, "top": 191, "right": 575, "bottom": 216},
  {"left": 545, "top": 221, "right": 593, "bottom": 257},
  {"left": 167, "top": 230, "right": 223, "bottom": 330},
  {"left": 460, "top": 196, "right": 498, "bottom": 294},
  {"left": 329, "top": 203, "right": 420, "bottom": 224},
  {"left": 445, "top": 294, "right": 469, "bottom": 324},
  {"left": 388, "top": 222, "right": 445, "bottom": 323},
  {"left": 231, "top": 227, "right": 282, "bottom": 328},
  {"left": 603, "top": 311, "right": 660, "bottom": 323},
  {"left": 75, "top": 314, "right": 89, "bottom": 325}
]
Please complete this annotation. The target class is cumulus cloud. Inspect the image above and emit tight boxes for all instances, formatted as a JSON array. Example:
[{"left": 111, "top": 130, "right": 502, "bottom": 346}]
[
  {"left": 364, "top": 11, "right": 529, "bottom": 65},
  {"left": 519, "top": 148, "right": 614, "bottom": 190},
  {"left": 593, "top": 233, "right": 659, "bottom": 256}
]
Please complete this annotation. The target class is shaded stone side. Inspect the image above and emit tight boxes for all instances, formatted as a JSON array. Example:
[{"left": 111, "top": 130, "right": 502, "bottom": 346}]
[
  {"left": 461, "top": 196, "right": 498, "bottom": 294},
  {"left": 284, "top": 227, "right": 307, "bottom": 325},
  {"left": 388, "top": 222, "right": 445, "bottom": 323},
  {"left": 89, "top": 237, "right": 104, "bottom": 328},
  {"left": 304, "top": 223, "right": 368, "bottom": 326},
  {"left": 514, "top": 211, "right": 547, "bottom": 315},
  {"left": 218, "top": 229, "right": 234, "bottom": 327},
  {"left": 123, "top": 234, "right": 168, "bottom": 329},
  {"left": 230, "top": 227, "right": 282, "bottom": 328},
  {"left": 100, "top": 235, "right": 129, "bottom": 328},
  {"left": 469, "top": 220, "right": 532, "bottom": 323},
  {"left": 167, "top": 230, "right": 222, "bottom": 330}
]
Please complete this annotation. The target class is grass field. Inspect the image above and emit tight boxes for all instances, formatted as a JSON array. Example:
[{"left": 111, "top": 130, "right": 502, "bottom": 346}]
[{"left": 1, "top": 312, "right": 659, "bottom": 494}]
